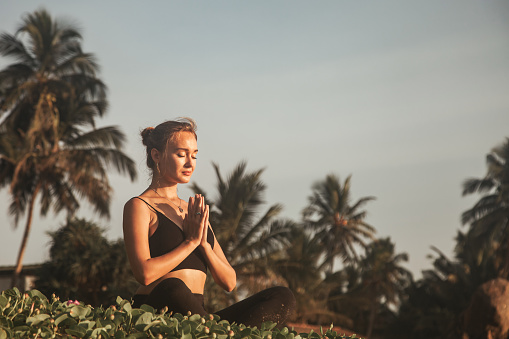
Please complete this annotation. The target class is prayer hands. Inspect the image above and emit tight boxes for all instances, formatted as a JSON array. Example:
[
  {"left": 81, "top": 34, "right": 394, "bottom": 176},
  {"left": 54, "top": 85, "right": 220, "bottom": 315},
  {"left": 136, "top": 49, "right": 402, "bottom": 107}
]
[{"left": 182, "top": 194, "right": 209, "bottom": 248}]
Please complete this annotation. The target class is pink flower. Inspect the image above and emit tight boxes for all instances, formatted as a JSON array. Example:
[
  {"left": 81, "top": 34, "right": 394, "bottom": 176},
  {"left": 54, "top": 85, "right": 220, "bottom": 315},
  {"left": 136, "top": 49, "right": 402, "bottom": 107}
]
[{"left": 66, "top": 300, "right": 80, "bottom": 306}]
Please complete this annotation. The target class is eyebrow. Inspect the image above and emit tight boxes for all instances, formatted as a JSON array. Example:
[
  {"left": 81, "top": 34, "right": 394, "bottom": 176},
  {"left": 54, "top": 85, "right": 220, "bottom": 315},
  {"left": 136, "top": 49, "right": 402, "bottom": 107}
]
[{"left": 176, "top": 148, "right": 198, "bottom": 152}]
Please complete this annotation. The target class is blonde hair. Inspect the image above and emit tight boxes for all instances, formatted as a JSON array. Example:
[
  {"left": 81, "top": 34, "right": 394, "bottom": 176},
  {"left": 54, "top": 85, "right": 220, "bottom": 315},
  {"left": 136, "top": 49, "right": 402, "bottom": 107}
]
[{"left": 140, "top": 117, "right": 197, "bottom": 171}]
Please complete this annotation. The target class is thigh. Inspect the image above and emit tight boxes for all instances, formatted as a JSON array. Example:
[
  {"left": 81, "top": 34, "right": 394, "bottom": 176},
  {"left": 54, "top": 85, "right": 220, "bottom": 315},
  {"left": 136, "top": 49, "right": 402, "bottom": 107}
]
[
  {"left": 145, "top": 278, "right": 207, "bottom": 316},
  {"left": 216, "top": 286, "right": 296, "bottom": 328}
]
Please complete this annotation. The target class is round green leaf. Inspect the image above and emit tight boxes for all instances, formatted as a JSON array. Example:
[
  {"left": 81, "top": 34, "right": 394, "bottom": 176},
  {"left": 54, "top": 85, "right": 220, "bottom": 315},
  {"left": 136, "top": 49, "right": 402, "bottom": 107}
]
[
  {"left": 65, "top": 324, "right": 87, "bottom": 338},
  {"left": 27, "top": 290, "right": 48, "bottom": 301},
  {"left": 0, "top": 296, "right": 8, "bottom": 309},
  {"left": 0, "top": 328, "right": 8, "bottom": 339},
  {"left": 26, "top": 314, "right": 50, "bottom": 326},
  {"left": 69, "top": 305, "right": 90, "bottom": 319},
  {"left": 135, "top": 312, "right": 153, "bottom": 326}
]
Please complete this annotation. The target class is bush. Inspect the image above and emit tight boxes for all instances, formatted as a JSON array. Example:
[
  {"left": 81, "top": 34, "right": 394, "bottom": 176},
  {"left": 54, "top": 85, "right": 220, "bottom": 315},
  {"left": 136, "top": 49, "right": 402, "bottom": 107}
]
[
  {"left": 0, "top": 288, "right": 362, "bottom": 339},
  {"left": 35, "top": 218, "right": 137, "bottom": 307}
]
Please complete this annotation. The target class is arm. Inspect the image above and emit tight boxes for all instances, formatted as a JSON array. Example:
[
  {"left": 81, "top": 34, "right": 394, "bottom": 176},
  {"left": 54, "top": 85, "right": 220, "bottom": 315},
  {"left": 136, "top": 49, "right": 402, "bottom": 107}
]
[
  {"left": 123, "top": 197, "right": 204, "bottom": 286},
  {"left": 199, "top": 205, "right": 237, "bottom": 292}
]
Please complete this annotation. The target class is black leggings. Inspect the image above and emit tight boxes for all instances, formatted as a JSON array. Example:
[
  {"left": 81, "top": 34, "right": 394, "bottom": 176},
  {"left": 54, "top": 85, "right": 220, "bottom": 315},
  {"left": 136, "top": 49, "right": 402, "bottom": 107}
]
[{"left": 132, "top": 278, "right": 296, "bottom": 328}]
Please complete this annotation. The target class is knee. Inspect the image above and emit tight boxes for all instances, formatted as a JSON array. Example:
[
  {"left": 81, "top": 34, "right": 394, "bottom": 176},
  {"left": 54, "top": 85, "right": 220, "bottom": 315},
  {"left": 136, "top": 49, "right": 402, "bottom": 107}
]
[{"left": 269, "top": 286, "right": 296, "bottom": 309}]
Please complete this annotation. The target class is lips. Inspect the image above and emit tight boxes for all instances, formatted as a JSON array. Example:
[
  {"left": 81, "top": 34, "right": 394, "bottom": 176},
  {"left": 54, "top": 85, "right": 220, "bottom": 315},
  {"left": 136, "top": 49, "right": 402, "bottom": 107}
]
[{"left": 182, "top": 171, "right": 193, "bottom": 176}]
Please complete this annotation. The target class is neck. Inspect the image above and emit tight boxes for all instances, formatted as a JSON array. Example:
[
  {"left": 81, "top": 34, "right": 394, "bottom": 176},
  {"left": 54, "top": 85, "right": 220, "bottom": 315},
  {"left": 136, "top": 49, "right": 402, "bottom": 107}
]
[{"left": 150, "top": 180, "right": 178, "bottom": 199}]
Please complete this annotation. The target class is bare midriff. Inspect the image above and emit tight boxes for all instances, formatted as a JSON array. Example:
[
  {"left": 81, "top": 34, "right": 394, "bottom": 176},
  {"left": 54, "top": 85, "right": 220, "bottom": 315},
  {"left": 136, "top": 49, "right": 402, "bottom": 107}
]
[{"left": 135, "top": 269, "right": 207, "bottom": 295}]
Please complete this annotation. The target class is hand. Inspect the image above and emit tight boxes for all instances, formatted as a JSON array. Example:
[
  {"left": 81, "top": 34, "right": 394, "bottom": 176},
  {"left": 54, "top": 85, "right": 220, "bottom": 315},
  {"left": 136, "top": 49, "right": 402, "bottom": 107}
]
[
  {"left": 182, "top": 194, "right": 206, "bottom": 247},
  {"left": 199, "top": 205, "right": 211, "bottom": 249}
]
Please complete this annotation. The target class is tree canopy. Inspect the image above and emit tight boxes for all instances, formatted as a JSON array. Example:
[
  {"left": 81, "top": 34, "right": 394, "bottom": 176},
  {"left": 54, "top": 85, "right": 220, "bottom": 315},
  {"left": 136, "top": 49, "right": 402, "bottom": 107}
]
[{"left": 0, "top": 9, "right": 137, "bottom": 287}]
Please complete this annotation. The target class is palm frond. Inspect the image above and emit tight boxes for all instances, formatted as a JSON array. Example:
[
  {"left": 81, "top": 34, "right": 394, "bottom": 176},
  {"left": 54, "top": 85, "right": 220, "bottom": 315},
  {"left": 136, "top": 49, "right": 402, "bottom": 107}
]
[
  {"left": 462, "top": 178, "right": 495, "bottom": 196},
  {"left": 56, "top": 52, "right": 98, "bottom": 77},
  {"left": 237, "top": 203, "right": 282, "bottom": 244},
  {"left": 65, "top": 126, "right": 126, "bottom": 149},
  {"left": 65, "top": 147, "right": 137, "bottom": 181},
  {"left": 235, "top": 219, "right": 294, "bottom": 264},
  {"left": 0, "top": 33, "right": 36, "bottom": 66},
  {"left": 461, "top": 194, "right": 499, "bottom": 225},
  {"left": 349, "top": 196, "right": 376, "bottom": 213}
]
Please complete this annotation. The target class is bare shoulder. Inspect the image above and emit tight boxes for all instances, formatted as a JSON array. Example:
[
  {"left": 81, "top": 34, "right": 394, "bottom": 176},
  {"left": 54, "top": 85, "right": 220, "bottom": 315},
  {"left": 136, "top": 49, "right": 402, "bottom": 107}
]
[
  {"left": 123, "top": 197, "right": 154, "bottom": 229},
  {"left": 124, "top": 196, "right": 148, "bottom": 213}
]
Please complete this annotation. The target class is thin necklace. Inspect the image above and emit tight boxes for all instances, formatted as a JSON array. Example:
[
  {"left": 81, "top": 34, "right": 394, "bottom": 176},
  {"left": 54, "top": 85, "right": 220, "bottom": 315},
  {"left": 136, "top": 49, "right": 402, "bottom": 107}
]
[{"left": 152, "top": 188, "right": 183, "bottom": 212}]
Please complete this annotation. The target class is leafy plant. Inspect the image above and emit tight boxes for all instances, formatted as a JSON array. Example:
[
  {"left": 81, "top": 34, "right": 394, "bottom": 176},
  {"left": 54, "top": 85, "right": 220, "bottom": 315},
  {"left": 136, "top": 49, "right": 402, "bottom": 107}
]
[
  {"left": 35, "top": 218, "right": 137, "bottom": 307},
  {"left": 0, "top": 288, "right": 362, "bottom": 339}
]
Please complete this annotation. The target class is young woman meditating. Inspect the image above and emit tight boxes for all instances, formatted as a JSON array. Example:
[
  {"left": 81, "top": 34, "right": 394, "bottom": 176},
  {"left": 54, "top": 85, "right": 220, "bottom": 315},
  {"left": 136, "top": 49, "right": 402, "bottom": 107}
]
[{"left": 123, "top": 118, "right": 295, "bottom": 327}]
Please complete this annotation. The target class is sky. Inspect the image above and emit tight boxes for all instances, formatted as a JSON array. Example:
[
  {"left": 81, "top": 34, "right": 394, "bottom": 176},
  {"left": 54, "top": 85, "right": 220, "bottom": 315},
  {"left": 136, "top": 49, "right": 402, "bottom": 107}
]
[{"left": 0, "top": 1, "right": 508, "bottom": 279}]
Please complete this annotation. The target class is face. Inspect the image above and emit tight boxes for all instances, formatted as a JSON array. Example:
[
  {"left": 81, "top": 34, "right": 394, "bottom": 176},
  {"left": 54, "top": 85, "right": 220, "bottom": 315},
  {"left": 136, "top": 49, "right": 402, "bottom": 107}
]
[{"left": 152, "top": 131, "right": 198, "bottom": 186}]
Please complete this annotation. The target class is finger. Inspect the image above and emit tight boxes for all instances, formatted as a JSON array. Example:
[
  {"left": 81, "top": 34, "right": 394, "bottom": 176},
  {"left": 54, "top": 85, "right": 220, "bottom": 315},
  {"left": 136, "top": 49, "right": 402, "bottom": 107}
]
[
  {"left": 204, "top": 205, "right": 209, "bottom": 221},
  {"left": 201, "top": 206, "right": 209, "bottom": 228},
  {"left": 191, "top": 194, "right": 197, "bottom": 212},
  {"left": 201, "top": 205, "right": 210, "bottom": 243},
  {"left": 200, "top": 205, "right": 207, "bottom": 234},
  {"left": 201, "top": 196, "right": 206, "bottom": 213},
  {"left": 196, "top": 195, "right": 205, "bottom": 218},
  {"left": 191, "top": 196, "right": 202, "bottom": 219},
  {"left": 197, "top": 195, "right": 203, "bottom": 212},
  {"left": 193, "top": 198, "right": 200, "bottom": 218},
  {"left": 188, "top": 196, "right": 194, "bottom": 213}
]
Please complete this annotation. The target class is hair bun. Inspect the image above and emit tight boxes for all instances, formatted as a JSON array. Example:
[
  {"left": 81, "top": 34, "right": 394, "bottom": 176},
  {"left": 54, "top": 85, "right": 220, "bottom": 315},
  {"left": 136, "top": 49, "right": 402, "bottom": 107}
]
[{"left": 140, "top": 127, "right": 155, "bottom": 146}]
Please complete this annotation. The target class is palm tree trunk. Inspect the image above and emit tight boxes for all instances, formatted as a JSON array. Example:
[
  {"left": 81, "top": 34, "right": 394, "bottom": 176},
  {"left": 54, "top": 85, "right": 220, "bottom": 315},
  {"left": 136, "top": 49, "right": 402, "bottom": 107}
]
[
  {"left": 366, "top": 302, "right": 376, "bottom": 339},
  {"left": 11, "top": 184, "right": 40, "bottom": 289},
  {"left": 503, "top": 218, "right": 509, "bottom": 279}
]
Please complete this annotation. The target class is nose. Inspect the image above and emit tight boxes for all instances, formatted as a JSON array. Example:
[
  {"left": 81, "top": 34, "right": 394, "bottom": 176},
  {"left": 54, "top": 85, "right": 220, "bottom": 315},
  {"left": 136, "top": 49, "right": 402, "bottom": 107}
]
[{"left": 184, "top": 155, "right": 195, "bottom": 168}]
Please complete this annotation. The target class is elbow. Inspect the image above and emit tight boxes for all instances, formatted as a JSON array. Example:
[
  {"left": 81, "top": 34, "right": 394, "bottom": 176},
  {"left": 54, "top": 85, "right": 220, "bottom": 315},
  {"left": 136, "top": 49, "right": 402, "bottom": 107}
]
[
  {"left": 225, "top": 272, "right": 237, "bottom": 292},
  {"left": 134, "top": 268, "right": 157, "bottom": 286},
  {"left": 225, "top": 282, "right": 236, "bottom": 292},
  {"left": 139, "top": 277, "right": 153, "bottom": 287},
  {"left": 133, "top": 273, "right": 150, "bottom": 286}
]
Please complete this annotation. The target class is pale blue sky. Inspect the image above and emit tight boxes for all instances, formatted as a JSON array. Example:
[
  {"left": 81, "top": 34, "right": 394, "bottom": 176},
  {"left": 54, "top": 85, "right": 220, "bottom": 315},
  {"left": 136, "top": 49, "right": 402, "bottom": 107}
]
[{"left": 1, "top": 1, "right": 508, "bottom": 279}]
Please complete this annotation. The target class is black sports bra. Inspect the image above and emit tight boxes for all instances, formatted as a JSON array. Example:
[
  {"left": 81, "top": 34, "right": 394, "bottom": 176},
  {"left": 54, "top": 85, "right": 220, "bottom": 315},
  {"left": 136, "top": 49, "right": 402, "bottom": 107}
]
[{"left": 133, "top": 197, "right": 214, "bottom": 274}]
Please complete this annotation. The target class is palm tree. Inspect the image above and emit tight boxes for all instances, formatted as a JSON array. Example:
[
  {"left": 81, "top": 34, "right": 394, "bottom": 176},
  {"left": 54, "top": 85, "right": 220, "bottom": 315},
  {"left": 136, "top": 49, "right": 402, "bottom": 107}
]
[
  {"left": 302, "top": 174, "right": 376, "bottom": 272},
  {"left": 191, "top": 162, "right": 292, "bottom": 309},
  {"left": 0, "top": 9, "right": 137, "bottom": 287},
  {"left": 387, "top": 246, "right": 479, "bottom": 339},
  {"left": 387, "top": 235, "right": 502, "bottom": 339},
  {"left": 461, "top": 138, "right": 509, "bottom": 277},
  {"left": 327, "top": 238, "right": 411, "bottom": 338},
  {"left": 272, "top": 226, "right": 328, "bottom": 323},
  {"left": 359, "top": 238, "right": 412, "bottom": 338}
]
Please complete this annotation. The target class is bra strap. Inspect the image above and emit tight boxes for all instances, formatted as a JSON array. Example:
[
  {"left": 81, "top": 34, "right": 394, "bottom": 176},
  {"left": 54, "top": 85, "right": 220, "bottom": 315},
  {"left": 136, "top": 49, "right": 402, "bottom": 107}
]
[{"left": 132, "top": 196, "right": 158, "bottom": 214}]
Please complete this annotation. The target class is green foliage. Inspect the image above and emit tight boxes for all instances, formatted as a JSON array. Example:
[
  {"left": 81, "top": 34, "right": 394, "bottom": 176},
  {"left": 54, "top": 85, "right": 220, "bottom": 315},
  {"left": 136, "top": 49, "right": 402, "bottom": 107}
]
[
  {"left": 272, "top": 226, "right": 336, "bottom": 325},
  {"left": 0, "top": 8, "right": 137, "bottom": 288},
  {"left": 385, "top": 137, "right": 509, "bottom": 339},
  {"left": 0, "top": 288, "right": 362, "bottom": 339},
  {"left": 35, "top": 218, "right": 137, "bottom": 307},
  {"left": 461, "top": 137, "right": 509, "bottom": 278},
  {"left": 191, "top": 162, "right": 294, "bottom": 310},
  {"left": 0, "top": 8, "right": 137, "bottom": 221},
  {"left": 302, "top": 174, "right": 376, "bottom": 270},
  {"left": 327, "top": 238, "right": 412, "bottom": 337}
]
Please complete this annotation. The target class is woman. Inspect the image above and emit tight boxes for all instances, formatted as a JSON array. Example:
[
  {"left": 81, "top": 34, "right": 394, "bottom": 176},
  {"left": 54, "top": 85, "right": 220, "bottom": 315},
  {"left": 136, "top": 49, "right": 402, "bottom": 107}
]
[{"left": 123, "top": 118, "right": 295, "bottom": 327}]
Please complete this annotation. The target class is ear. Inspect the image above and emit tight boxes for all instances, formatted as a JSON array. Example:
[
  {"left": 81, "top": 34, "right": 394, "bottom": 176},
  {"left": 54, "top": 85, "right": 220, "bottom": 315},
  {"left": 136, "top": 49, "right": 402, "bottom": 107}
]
[{"left": 151, "top": 148, "right": 160, "bottom": 164}]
